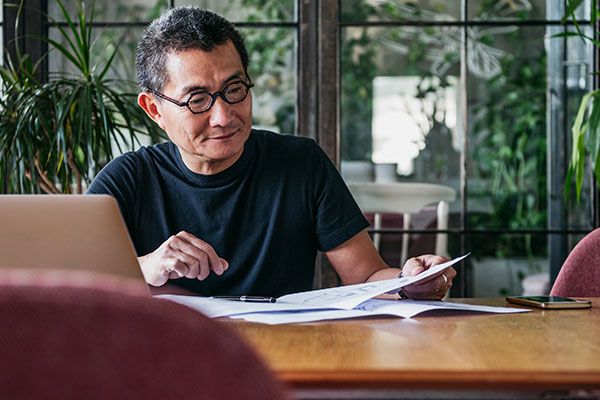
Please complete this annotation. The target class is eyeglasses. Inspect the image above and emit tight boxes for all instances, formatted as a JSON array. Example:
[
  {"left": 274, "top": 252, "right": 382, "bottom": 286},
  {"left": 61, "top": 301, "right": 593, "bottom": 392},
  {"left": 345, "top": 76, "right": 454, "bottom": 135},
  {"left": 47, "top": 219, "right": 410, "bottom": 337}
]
[{"left": 149, "top": 79, "right": 254, "bottom": 114}]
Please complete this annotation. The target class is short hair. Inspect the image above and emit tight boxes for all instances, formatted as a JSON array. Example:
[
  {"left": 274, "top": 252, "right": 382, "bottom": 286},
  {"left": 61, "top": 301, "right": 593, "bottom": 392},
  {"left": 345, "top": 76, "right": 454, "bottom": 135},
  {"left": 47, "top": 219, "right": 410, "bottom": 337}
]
[{"left": 136, "top": 6, "right": 249, "bottom": 93}]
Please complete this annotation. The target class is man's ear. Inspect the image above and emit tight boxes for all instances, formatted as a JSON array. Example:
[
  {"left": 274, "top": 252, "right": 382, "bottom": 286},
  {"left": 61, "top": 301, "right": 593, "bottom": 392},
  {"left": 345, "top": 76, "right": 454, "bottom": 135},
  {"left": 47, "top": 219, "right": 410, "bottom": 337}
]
[{"left": 138, "top": 92, "right": 166, "bottom": 130}]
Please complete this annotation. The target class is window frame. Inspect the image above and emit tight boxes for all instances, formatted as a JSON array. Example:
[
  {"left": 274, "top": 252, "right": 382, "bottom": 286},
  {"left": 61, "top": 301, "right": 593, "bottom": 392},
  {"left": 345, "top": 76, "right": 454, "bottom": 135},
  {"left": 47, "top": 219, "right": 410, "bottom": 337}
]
[{"left": 3, "top": 0, "right": 599, "bottom": 295}]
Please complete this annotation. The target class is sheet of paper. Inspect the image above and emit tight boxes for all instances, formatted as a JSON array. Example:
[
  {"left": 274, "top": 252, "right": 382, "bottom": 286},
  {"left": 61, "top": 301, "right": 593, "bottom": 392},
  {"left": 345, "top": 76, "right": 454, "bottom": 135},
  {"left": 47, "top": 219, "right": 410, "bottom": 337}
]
[
  {"left": 231, "top": 299, "right": 530, "bottom": 325},
  {"left": 157, "top": 254, "right": 471, "bottom": 320},
  {"left": 155, "top": 295, "right": 334, "bottom": 318},
  {"left": 278, "top": 253, "right": 470, "bottom": 309}
]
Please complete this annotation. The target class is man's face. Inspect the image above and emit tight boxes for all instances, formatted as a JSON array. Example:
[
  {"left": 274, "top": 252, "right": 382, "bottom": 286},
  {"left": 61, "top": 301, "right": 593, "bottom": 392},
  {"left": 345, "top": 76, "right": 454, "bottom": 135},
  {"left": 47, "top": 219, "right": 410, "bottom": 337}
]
[{"left": 150, "top": 42, "right": 253, "bottom": 174}]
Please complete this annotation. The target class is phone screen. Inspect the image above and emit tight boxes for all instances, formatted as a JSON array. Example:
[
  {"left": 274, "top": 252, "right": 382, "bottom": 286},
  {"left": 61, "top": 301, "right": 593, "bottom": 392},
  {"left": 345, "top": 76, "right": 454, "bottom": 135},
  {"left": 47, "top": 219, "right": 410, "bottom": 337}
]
[{"left": 521, "top": 296, "right": 577, "bottom": 303}]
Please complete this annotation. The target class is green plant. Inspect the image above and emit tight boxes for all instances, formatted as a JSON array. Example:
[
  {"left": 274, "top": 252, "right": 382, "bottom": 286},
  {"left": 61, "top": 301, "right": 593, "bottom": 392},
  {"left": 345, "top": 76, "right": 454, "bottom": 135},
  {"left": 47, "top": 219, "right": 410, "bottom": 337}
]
[
  {"left": 225, "top": 0, "right": 296, "bottom": 133},
  {"left": 470, "top": 51, "right": 547, "bottom": 258},
  {"left": 0, "top": 0, "right": 163, "bottom": 194},
  {"left": 562, "top": 0, "right": 600, "bottom": 201},
  {"left": 340, "top": 1, "right": 378, "bottom": 161}
]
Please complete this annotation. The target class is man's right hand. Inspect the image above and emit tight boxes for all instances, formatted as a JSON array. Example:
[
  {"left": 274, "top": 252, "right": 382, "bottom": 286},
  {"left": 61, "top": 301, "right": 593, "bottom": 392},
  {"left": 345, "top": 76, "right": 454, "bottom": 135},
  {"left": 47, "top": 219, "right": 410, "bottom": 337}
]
[{"left": 137, "top": 231, "right": 228, "bottom": 287}]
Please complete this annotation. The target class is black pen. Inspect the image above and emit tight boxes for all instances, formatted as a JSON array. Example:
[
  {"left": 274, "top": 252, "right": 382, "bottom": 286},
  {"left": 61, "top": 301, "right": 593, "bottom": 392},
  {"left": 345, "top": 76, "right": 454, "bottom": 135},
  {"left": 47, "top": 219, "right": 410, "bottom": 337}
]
[{"left": 211, "top": 295, "right": 277, "bottom": 303}]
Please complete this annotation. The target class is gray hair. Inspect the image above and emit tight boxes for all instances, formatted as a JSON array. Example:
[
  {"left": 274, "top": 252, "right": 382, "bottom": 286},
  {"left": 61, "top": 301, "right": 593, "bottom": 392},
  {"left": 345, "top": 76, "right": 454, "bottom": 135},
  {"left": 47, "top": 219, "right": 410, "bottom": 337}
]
[{"left": 136, "top": 6, "right": 249, "bottom": 93}]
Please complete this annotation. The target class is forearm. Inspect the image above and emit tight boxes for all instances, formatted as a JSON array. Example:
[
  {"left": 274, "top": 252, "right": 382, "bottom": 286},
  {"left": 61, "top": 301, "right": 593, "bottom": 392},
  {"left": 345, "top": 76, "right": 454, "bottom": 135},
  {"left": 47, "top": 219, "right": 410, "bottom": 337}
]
[
  {"left": 326, "top": 230, "right": 394, "bottom": 285},
  {"left": 364, "top": 266, "right": 401, "bottom": 283}
]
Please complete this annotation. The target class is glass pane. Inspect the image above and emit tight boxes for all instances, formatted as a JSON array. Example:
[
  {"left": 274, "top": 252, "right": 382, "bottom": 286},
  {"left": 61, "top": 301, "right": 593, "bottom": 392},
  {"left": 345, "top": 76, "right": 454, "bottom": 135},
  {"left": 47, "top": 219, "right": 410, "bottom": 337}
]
[
  {"left": 469, "top": 0, "right": 546, "bottom": 21},
  {"left": 467, "top": 26, "right": 547, "bottom": 234},
  {"left": 239, "top": 27, "right": 296, "bottom": 134},
  {"left": 374, "top": 230, "right": 450, "bottom": 269},
  {"left": 48, "top": 0, "right": 167, "bottom": 23},
  {"left": 48, "top": 25, "right": 296, "bottom": 135},
  {"left": 48, "top": 27, "right": 140, "bottom": 81},
  {"left": 564, "top": 26, "right": 595, "bottom": 229},
  {"left": 341, "top": 0, "right": 460, "bottom": 22},
  {"left": 469, "top": 233, "right": 549, "bottom": 297},
  {"left": 340, "top": 26, "right": 462, "bottom": 228},
  {"left": 176, "top": 0, "right": 296, "bottom": 22}
]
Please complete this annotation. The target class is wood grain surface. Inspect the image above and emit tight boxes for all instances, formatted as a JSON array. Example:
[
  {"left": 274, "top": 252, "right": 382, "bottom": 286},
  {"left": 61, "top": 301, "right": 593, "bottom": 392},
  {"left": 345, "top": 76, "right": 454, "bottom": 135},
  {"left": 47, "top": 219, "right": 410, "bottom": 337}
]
[{"left": 224, "top": 298, "right": 600, "bottom": 390}]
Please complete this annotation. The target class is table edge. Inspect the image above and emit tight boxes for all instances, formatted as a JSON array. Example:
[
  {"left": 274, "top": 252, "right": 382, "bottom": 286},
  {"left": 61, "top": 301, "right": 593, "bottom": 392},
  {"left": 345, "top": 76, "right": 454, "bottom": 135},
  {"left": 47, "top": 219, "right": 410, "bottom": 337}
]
[{"left": 277, "top": 370, "right": 600, "bottom": 390}]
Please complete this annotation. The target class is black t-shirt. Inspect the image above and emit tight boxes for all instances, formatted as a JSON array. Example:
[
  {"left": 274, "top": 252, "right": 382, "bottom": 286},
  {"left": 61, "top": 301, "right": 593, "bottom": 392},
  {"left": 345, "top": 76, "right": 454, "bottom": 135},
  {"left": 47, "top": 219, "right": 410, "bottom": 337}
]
[{"left": 88, "top": 129, "right": 368, "bottom": 297}]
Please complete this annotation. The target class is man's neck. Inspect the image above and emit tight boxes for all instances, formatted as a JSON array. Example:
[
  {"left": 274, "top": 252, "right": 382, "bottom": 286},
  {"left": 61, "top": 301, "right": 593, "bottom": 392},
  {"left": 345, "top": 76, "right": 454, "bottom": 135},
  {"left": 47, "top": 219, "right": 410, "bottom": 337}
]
[{"left": 178, "top": 148, "right": 244, "bottom": 175}]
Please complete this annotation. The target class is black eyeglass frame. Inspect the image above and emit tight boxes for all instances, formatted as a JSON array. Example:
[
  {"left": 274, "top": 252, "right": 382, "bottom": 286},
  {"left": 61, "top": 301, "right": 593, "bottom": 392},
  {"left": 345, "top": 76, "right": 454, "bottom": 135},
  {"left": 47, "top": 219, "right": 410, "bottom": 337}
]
[{"left": 148, "top": 78, "right": 254, "bottom": 114}]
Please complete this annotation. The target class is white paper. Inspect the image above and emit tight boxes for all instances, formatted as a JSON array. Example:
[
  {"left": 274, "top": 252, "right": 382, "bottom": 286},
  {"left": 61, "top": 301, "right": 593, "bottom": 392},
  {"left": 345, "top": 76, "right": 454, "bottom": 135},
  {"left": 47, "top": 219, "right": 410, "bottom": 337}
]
[
  {"left": 155, "top": 295, "right": 334, "bottom": 318},
  {"left": 278, "top": 253, "right": 470, "bottom": 309},
  {"left": 157, "top": 254, "right": 487, "bottom": 324},
  {"left": 232, "top": 299, "right": 530, "bottom": 325}
]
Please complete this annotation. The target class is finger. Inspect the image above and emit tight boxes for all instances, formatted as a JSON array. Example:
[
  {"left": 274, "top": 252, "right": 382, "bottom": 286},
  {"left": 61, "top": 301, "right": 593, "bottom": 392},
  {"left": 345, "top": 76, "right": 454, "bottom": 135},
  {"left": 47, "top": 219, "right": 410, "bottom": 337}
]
[
  {"left": 219, "top": 258, "right": 229, "bottom": 272},
  {"left": 402, "top": 257, "right": 425, "bottom": 276},
  {"left": 408, "top": 254, "right": 449, "bottom": 271},
  {"left": 414, "top": 266, "right": 457, "bottom": 288},
  {"left": 176, "top": 231, "right": 226, "bottom": 274},
  {"left": 406, "top": 262, "right": 458, "bottom": 286},
  {"left": 172, "top": 246, "right": 209, "bottom": 281},
  {"left": 420, "top": 255, "right": 450, "bottom": 267},
  {"left": 184, "top": 259, "right": 200, "bottom": 279},
  {"left": 196, "top": 251, "right": 210, "bottom": 281},
  {"left": 403, "top": 273, "right": 450, "bottom": 299},
  {"left": 409, "top": 269, "right": 449, "bottom": 286},
  {"left": 161, "top": 257, "right": 189, "bottom": 279},
  {"left": 166, "top": 234, "right": 214, "bottom": 279}
]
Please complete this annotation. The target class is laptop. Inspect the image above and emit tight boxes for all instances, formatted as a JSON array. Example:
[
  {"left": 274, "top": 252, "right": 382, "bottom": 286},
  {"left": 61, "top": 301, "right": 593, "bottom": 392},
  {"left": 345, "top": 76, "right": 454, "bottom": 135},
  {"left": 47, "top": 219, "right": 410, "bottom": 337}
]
[{"left": 0, "top": 194, "right": 147, "bottom": 292}]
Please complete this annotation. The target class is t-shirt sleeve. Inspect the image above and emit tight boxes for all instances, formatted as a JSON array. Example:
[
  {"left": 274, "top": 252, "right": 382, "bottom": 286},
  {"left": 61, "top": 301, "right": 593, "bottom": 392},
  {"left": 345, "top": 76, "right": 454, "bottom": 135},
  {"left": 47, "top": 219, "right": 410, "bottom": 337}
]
[
  {"left": 308, "top": 143, "right": 369, "bottom": 252},
  {"left": 86, "top": 153, "right": 139, "bottom": 229}
]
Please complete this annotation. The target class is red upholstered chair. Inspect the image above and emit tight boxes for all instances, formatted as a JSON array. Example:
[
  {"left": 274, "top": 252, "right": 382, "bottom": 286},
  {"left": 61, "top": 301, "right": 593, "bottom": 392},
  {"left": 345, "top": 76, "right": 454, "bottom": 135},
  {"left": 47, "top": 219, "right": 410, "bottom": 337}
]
[
  {"left": 0, "top": 273, "right": 290, "bottom": 400},
  {"left": 550, "top": 228, "right": 600, "bottom": 297}
]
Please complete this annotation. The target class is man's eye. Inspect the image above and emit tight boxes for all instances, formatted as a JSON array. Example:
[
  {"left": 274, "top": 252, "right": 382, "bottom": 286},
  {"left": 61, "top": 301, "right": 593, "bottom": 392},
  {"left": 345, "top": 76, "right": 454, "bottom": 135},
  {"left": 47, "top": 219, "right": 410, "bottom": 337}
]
[
  {"left": 190, "top": 95, "right": 209, "bottom": 106},
  {"left": 227, "top": 85, "right": 243, "bottom": 94}
]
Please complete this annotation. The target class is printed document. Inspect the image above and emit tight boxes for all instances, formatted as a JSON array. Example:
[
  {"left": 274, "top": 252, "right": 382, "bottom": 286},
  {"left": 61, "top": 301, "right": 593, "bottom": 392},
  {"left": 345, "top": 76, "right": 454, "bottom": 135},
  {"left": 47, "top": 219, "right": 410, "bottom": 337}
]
[{"left": 156, "top": 253, "right": 528, "bottom": 323}]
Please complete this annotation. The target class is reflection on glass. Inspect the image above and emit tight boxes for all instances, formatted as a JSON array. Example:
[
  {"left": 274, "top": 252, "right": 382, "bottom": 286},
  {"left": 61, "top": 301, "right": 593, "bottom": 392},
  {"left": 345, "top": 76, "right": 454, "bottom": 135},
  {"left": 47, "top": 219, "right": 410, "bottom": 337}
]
[
  {"left": 341, "top": 0, "right": 460, "bottom": 22},
  {"left": 340, "top": 26, "right": 461, "bottom": 186},
  {"left": 176, "top": 0, "right": 296, "bottom": 22},
  {"left": 371, "top": 76, "right": 458, "bottom": 178},
  {"left": 467, "top": 27, "right": 547, "bottom": 265},
  {"left": 469, "top": 0, "right": 546, "bottom": 21},
  {"left": 564, "top": 27, "right": 594, "bottom": 228},
  {"left": 340, "top": 25, "right": 462, "bottom": 241}
]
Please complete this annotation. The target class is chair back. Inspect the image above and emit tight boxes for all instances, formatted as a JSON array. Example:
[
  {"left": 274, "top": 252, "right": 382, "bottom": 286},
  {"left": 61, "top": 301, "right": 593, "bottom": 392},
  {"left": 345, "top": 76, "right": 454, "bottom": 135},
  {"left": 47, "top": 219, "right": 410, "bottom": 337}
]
[
  {"left": 0, "top": 275, "right": 290, "bottom": 400},
  {"left": 348, "top": 182, "right": 456, "bottom": 266},
  {"left": 550, "top": 228, "right": 600, "bottom": 297}
]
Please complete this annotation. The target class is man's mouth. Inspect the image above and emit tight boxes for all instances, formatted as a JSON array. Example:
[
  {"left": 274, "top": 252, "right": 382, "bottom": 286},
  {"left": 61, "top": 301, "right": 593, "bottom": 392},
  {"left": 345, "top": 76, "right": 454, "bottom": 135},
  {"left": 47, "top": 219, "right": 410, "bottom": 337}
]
[{"left": 209, "top": 130, "right": 237, "bottom": 140}]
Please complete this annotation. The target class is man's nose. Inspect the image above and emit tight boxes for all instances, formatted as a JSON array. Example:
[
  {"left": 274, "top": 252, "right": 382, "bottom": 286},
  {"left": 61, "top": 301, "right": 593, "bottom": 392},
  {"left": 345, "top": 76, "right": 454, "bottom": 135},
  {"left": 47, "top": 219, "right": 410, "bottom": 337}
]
[{"left": 207, "top": 96, "right": 233, "bottom": 127}]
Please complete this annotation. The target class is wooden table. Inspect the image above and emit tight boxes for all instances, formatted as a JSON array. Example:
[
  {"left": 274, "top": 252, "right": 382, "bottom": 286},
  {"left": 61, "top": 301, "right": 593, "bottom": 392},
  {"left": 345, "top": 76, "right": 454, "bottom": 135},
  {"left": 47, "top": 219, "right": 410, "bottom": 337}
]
[{"left": 224, "top": 298, "right": 600, "bottom": 399}]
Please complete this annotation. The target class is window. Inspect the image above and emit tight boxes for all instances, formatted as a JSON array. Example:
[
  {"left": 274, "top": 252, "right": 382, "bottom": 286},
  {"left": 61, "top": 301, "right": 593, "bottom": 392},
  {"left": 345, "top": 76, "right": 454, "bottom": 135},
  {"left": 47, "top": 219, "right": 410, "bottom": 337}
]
[
  {"left": 2, "top": 0, "right": 597, "bottom": 296},
  {"left": 338, "top": 0, "right": 596, "bottom": 296}
]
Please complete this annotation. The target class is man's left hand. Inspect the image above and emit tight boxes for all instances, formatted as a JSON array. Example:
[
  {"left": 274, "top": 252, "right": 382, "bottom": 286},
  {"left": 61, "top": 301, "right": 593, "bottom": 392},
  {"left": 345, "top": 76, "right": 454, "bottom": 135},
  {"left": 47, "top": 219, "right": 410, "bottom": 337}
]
[{"left": 400, "top": 254, "right": 456, "bottom": 300}]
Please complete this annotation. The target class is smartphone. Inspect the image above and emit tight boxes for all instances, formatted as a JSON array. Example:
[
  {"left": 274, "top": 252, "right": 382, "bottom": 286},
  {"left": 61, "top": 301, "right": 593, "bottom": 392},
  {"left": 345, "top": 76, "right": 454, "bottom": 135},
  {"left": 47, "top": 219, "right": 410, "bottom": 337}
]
[{"left": 506, "top": 295, "right": 591, "bottom": 309}]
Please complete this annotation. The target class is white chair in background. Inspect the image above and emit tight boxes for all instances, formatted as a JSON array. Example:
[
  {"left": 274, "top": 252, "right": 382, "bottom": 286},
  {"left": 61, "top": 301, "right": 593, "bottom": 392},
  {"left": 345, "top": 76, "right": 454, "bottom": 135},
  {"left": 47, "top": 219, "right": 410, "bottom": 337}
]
[{"left": 347, "top": 182, "right": 456, "bottom": 266}]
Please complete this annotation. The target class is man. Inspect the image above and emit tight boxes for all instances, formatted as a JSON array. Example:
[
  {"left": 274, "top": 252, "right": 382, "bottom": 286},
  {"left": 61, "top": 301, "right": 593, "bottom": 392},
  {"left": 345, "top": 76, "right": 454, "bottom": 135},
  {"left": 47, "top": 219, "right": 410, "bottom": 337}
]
[{"left": 88, "top": 6, "right": 456, "bottom": 298}]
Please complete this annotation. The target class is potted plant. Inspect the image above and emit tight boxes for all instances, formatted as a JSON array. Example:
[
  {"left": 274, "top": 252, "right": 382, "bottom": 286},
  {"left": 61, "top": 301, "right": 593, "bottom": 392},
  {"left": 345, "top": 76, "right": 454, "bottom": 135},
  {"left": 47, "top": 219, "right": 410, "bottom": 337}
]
[
  {"left": 562, "top": 0, "right": 600, "bottom": 201},
  {"left": 0, "top": 0, "right": 163, "bottom": 194}
]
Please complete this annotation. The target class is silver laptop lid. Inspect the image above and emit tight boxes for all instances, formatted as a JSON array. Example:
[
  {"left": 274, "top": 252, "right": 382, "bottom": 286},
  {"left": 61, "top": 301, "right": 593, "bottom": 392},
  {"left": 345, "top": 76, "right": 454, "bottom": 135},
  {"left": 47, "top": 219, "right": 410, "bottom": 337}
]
[{"left": 0, "top": 195, "right": 147, "bottom": 290}]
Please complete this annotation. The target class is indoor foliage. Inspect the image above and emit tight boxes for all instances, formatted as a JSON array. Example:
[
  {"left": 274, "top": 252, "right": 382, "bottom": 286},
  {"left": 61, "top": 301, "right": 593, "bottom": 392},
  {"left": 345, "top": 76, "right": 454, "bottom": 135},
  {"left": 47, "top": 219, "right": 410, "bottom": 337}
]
[{"left": 0, "top": 0, "right": 163, "bottom": 194}]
